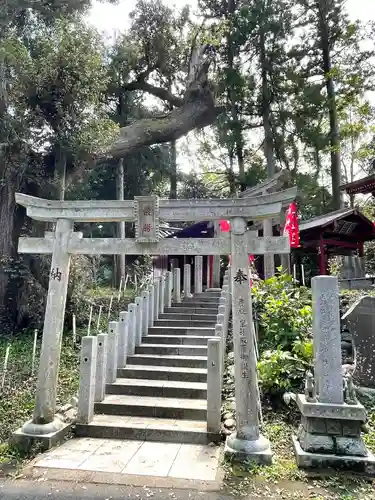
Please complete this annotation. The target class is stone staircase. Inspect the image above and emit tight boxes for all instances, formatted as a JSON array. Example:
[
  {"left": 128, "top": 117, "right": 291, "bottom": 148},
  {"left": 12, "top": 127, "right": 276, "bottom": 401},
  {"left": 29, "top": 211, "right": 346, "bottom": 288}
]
[{"left": 75, "top": 289, "right": 222, "bottom": 444}]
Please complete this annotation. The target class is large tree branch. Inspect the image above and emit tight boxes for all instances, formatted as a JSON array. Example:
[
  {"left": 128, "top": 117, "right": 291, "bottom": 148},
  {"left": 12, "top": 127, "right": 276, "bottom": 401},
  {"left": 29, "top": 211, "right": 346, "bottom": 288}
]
[
  {"left": 107, "top": 45, "right": 220, "bottom": 159},
  {"left": 123, "top": 81, "right": 183, "bottom": 108},
  {"left": 110, "top": 88, "right": 219, "bottom": 159}
]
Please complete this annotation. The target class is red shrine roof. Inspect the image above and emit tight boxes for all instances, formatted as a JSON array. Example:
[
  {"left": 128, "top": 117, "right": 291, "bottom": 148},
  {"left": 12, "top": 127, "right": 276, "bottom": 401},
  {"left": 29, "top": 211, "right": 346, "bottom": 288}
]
[
  {"left": 299, "top": 208, "right": 375, "bottom": 242},
  {"left": 340, "top": 174, "right": 375, "bottom": 195}
]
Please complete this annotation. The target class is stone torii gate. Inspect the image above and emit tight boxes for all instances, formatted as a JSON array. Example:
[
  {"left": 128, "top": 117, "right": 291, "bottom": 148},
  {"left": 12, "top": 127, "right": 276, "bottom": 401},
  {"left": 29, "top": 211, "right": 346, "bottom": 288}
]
[{"left": 14, "top": 188, "right": 296, "bottom": 462}]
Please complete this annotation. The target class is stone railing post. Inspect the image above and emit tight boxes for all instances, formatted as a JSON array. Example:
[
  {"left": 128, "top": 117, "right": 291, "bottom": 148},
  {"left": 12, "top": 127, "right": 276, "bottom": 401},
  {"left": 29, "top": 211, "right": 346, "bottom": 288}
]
[
  {"left": 95, "top": 333, "right": 108, "bottom": 403},
  {"left": 149, "top": 284, "right": 154, "bottom": 328},
  {"left": 142, "top": 290, "right": 149, "bottom": 336},
  {"left": 218, "top": 304, "right": 227, "bottom": 335},
  {"left": 118, "top": 312, "right": 128, "bottom": 368},
  {"left": 217, "top": 312, "right": 225, "bottom": 328},
  {"left": 128, "top": 303, "right": 136, "bottom": 356},
  {"left": 135, "top": 296, "right": 143, "bottom": 346},
  {"left": 207, "top": 337, "right": 222, "bottom": 434},
  {"left": 154, "top": 277, "right": 160, "bottom": 321},
  {"left": 106, "top": 321, "right": 119, "bottom": 384},
  {"left": 159, "top": 275, "right": 165, "bottom": 314},
  {"left": 195, "top": 256, "right": 203, "bottom": 294},
  {"left": 166, "top": 271, "right": 173, "bottom": 307},
  {"left": 184, "top": 264, "right": 192, "bottom": 298},
  {"left": 173, "top": 268, "right": 181, "bottom": 303},
  {"left": 77, "top": 336, "right": 97, "bottom": 424},
  {"left": 206, "top": 256, "right": 211, "bottom": 291},
  {"left": 216, "top": 316, "right": 225, "bottom": 383},
  {"left": 164, "top": 271, "right": 169, "bottom": 306},
  {"left": 222, "top": 284, "right": 231, "bottom": 316}
]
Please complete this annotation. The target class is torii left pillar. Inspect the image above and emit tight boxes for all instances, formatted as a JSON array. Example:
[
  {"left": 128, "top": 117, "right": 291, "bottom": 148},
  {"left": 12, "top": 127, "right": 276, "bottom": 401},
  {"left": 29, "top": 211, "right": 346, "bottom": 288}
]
[{"left": 13, "top": 219, "right": 74, "bottom": 450}]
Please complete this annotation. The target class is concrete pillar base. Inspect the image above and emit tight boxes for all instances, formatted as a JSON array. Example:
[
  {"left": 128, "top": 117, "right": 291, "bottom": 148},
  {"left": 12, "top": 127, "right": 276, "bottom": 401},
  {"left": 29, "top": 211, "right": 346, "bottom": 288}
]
[
  {"left": 224, "top": 432, "right": 272, "bottom": 465},
  {"left": 12, "top": 417, "right": 71, "bottom": 452}
]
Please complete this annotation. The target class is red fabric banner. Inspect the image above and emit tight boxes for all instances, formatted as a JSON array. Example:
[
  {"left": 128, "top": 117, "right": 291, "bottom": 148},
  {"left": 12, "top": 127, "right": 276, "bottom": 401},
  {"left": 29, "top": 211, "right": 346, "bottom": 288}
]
[{"left": 283, "top": 201, "right": 300, "bottom": 248}]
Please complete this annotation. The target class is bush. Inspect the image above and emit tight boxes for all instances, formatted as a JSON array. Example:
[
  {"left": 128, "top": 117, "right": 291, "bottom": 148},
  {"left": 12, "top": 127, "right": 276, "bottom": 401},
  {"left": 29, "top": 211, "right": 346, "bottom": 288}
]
[
  {"left": 258, "top": 340, "right": 313, "bottom": 394},
  {"left": 252, "top": 271, "right": 312, "bottom": 350},
  {"left": 252, "top": 271, "right": 313, "bottom": 395}
]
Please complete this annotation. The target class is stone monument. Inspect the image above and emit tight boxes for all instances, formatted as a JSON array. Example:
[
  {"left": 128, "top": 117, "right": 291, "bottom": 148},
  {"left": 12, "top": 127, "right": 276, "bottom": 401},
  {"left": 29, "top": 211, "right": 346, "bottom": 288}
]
[{"left": 293, "top": 276, "right": 375, "bottom": 473}]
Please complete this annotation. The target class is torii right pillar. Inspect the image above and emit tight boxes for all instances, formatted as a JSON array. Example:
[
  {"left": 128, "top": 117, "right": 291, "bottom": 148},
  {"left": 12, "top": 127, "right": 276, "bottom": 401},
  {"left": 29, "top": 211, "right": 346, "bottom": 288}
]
[{"left": 225, "top": 217, "right": 272, "bottom": 463}]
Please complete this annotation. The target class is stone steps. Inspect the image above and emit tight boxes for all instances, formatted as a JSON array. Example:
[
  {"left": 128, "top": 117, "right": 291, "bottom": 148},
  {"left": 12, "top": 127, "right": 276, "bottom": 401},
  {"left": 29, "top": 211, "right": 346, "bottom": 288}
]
[
  {"left": 158, "top": 312, "right": 218, "bottom": 321},
  {"left": 75, "top": 415, "right": 219, "bottom": 445},
  {"left": 170, "top": 302, "right": 219, "bottom": 309},
  {"left": 142, "top": 335, "right": 210, "bottom": 346},
  {"left": 94, "top": 394, "right": 207, "bottom": 420},
  {"left": 164, "top": 307, "right": 218, "bottom": 315},
  {"left": 76, "top": 288, "right": 222, "bottom": 448},
  {"left": 182, "top": 296, "right": 220, "bottom": 303},
  {"left": 148, "top": 326, "right": 214, "bottom": 336},
  {"left": 154, "top": 319, "right": 215, "bottom": 328},
  {"left": 136, "top": 344, "right": 208, "bottom": 356},
  {"left": 127, "top": 354, "right": 208, "bottom": 368},
  {"left": 106, "top": 378, "right": 207, "bottom": 399},
  {"left": 117, "top": 365, "right": 207, "bottom": 383},
  {"left": 193, "top": 291, "right": 222, "bottom": 298}
]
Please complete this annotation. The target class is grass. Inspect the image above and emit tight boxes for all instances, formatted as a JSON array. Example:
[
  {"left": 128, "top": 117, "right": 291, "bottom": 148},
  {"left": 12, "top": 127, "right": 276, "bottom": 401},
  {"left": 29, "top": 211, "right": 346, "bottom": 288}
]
[{"left": 0, "top": 332, "right": 80, "bottom": 465}]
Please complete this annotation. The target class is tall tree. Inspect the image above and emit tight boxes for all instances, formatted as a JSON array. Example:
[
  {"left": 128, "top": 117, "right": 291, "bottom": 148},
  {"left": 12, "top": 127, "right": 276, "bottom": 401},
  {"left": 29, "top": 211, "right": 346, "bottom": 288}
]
[
  {"left": 294, "top": 1, "right": 375, "bottom": 208},
  {"left": 0, "top": 3, "right": 115, "bottom": 327}
]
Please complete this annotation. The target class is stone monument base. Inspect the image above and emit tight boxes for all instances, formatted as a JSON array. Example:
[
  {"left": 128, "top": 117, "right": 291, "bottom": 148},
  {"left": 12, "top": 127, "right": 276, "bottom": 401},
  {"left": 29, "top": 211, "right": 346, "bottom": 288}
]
[
  {"left": 12, "top": 418, "right": 71, "bottom": 452},
  {"left": 293, "top": 436, "right": 375, "bottom": 475},
  {"left": 224, "top": 433, "right": 272, "bottom": 465},
  {"left": 294, "top": 395, "right": 374, "bottom": 474}
]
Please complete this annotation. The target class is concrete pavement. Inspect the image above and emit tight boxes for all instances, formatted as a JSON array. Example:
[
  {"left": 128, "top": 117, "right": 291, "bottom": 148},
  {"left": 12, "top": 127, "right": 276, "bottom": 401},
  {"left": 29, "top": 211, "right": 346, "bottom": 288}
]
[{"left": 0, "top": 480, "right": 232, "bottom": 500}]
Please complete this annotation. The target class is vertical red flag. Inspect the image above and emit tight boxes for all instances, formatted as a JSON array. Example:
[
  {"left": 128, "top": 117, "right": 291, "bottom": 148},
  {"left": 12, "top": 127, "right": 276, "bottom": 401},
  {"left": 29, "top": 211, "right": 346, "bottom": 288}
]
[{"left": 283, "top": 201, "right": 300, "bottom": 248}]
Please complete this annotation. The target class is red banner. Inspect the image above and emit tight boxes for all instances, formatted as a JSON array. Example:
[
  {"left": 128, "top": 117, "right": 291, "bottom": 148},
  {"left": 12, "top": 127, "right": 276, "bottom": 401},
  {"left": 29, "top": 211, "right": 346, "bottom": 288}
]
[{"left": 283, "top": 201, "right": 299, "bottom": 248}]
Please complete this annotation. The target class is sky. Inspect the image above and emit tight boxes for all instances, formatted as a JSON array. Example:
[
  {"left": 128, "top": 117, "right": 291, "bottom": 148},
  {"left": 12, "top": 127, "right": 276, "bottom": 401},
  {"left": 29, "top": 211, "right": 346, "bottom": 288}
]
[{"left": 88, "top": 0, "right": 375, "bottom": 38}]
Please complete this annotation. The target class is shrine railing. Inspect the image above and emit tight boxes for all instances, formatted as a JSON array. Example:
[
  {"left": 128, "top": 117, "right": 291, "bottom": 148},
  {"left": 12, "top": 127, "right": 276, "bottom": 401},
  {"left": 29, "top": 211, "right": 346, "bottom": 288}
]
[
  {"left": 76, "top": 258, "right": 229, "bottom": 434},
  {"left": 207, "top": 267, "right": 231, "bottom": 434}
]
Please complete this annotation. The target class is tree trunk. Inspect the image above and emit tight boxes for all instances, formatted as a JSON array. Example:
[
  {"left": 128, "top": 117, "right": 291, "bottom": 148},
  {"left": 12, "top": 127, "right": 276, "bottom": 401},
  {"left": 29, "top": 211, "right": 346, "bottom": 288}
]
[
  {"left": 54, "top": 144, "right": 66, "bottom": 201},
  {"left": 260, "top": 27, "right": 275, "bottom": 277},
  {"left": 0, "top": 167, "right": 17, "bottom": 325},
  {"left": 169, "top": 140, "right": 177, "bottom": 199},
  {"left": 227, "top": 0, "right": 246, "bottom": 190},
  {"left": 227, "top": 153, "right": 237, "bottom": 196},
  {"left": 116, "top": 158, "right": 126, "bottom": 285},
  {"left": 318, "top": 2, "right": 342, "bottom": 209},
  {"left": 260, "top": 28, "right": 275, "bottom": 177}
]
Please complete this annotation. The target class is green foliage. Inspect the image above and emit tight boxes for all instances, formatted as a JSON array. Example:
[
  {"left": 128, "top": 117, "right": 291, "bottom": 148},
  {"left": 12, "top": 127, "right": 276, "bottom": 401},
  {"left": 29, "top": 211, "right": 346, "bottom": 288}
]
[
  {"left": 252, "top": 272, "right": 313, "bottom": 394},
  {"left": 258, "top": 341, "right": 313, "bottom": 393},
  {"left": 253, "top": 272, "right": 312, "bottom": 349}
]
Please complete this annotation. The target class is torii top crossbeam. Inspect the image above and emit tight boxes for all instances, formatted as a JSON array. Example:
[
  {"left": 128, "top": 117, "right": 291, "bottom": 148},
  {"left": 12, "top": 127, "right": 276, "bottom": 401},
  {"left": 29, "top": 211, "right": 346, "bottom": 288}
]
[{"left": 15, "top": 188, "right": 296, "bottom": 223}]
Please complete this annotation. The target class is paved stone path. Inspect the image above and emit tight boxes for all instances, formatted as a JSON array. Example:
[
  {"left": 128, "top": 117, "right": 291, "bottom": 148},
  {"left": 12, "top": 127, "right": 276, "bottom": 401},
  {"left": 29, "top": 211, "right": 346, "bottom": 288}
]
[
  {"left": 31, "top": 437, "right": 221, "bottom": 482},
  {"left": 30, "top": 289, "right": 222, "bottom": 484}
]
